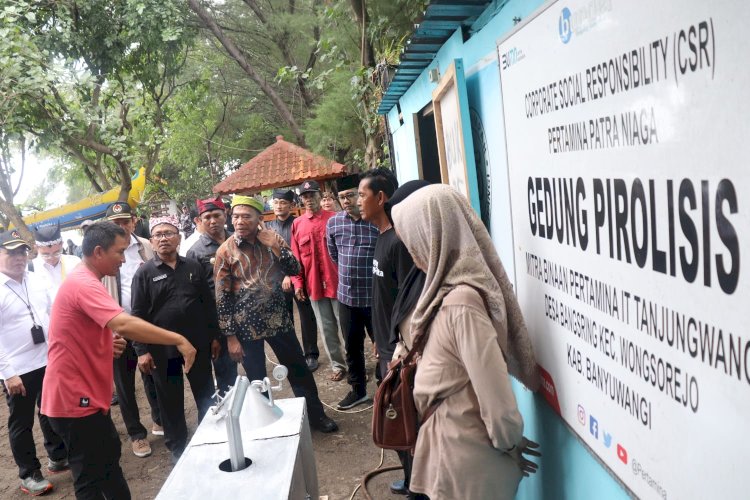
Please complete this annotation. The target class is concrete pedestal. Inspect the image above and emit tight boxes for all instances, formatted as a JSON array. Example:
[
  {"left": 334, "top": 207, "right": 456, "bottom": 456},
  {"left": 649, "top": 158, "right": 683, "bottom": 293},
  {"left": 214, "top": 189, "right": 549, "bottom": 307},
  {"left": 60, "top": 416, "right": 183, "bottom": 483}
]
[{"left": 156, "top": 397, "right": 318, "bottom": 500}]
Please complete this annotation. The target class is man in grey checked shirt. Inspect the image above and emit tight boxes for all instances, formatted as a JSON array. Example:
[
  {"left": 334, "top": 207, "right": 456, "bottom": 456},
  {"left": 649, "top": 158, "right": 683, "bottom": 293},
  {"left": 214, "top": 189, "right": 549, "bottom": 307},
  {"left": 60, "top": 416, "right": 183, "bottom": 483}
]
[{"left": 326, "top": 173, "right": 380, "bottom": 409}]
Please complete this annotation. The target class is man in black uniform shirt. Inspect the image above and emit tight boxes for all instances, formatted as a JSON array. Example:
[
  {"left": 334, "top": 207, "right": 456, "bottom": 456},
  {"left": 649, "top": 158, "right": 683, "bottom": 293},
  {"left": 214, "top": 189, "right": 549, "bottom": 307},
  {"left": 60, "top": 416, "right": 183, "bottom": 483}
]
[
  {"left": 266, "top": 189, "right": 321, "bottom": 371},
  {"left": 131, "top": 215, "right": 220, "bottom": 464},
  {"left": 186, "top": 197, "right": 237, "bottom": 394}
]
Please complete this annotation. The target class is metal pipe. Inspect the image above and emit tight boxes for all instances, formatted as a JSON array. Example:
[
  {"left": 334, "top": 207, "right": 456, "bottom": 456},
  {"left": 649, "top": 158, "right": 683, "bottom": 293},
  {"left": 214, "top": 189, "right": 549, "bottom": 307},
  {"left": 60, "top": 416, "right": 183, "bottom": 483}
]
[{"left": 226, "top": 375, "right": 250, "bottom": 471}]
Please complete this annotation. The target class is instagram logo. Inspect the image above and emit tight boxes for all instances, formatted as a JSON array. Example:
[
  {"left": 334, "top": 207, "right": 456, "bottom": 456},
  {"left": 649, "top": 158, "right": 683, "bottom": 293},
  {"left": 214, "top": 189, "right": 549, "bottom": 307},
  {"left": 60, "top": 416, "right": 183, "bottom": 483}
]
[
  {"left": 617, "top": 444, "right": 628, "bottom": 464},
  {"left": 577, "top": 405, "right": 586, "bottom": 426}
]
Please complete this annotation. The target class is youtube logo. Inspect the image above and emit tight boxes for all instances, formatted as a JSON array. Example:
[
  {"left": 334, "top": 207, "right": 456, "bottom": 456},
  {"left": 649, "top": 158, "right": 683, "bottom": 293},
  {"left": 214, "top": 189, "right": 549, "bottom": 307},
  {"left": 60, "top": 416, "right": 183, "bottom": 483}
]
[{"left": 616, "top": 444, "right": 628, "bottom": 464}]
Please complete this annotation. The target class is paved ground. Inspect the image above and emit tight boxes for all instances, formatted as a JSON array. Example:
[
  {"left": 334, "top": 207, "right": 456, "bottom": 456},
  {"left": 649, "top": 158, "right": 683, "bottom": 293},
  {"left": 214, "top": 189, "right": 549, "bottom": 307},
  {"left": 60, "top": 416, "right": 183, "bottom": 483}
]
[{"left": 0, "top": 321, "right": 408, "bottom": 499}]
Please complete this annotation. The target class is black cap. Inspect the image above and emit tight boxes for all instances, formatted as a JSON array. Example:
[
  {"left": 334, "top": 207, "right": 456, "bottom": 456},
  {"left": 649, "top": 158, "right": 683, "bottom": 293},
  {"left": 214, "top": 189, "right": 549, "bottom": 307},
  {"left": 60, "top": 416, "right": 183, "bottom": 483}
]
[
  {"left": 298, "top": 180, "right": 321, "bottom": 195},
  {"left": 272, "top": 189, "right": 295, "bottom": 202},
  {"left": 34, "top": 223, "right": 62, "bottom": 244},
  {"left": 335, "top": 174, "right": 360, "bottom": 192},
  {"left": 0, "top": 229, "right": 30, "bottom": 250},
  {"left": 106, "top": 202, "right": 134, "bottom": 220}
]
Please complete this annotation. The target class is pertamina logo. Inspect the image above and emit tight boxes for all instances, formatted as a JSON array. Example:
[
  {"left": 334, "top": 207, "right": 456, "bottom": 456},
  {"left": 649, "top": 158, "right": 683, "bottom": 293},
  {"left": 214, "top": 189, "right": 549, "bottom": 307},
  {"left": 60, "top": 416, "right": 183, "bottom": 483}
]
[
  {"left": 557, "top": 0, "right": 613, "bottom": 44},
  {"left": 558, "top": 7, "right": 573, "bottom": 43}
]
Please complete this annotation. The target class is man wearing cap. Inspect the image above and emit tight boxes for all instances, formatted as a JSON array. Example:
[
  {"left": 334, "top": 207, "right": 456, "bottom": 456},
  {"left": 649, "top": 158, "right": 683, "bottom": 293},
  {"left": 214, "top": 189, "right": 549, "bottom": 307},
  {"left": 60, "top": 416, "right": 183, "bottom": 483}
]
[
  {"left": 325, "top": 173, "right": 379, "bottom": 409},
  {"left": 104, "top": 201, "right": 162, "bottom": 458},
  {"left": 187, "top": 196, "right": 237, "bottom": 394},
  {"left": 131, "top": 215, "right": 219, "bottom": 464},
  {"left": 0, "top": 230, "right": 68, "bottom": 496},
  {"left": 291, "top": 180, "right": 347, "bottom": 381},
  {"left": 31, "top": 224, "right": 81, "bottom": 300},
  {"left": 267, "top": 189, "right": 321, "bottom": 372},
  {"left": 215, "top": 196, "right": 338, "bottom": 433},
  {"left": 42, "top": 221, "right": 196, "bottom": 499}
]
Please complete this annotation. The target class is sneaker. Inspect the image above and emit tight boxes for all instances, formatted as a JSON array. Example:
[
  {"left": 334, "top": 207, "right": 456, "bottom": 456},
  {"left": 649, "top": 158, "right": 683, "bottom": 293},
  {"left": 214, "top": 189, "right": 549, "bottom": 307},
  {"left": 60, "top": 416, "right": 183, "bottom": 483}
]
[
  {"left": 305, "top": 355, "right": 319, "bottom": 372},
  {"left": 336, "top": 391, "right": 371, "bottom": 410},
  {"left": 310, "top": 415, "right": 338, "bottom": 433},
  {"left": 20, "top": 470, "right": 53, "bottom": 496},
  {"left": 132, "top": 438, "right": 152, "bottom": 458},
  {"left": 46, "top": 458, "right": 69, "bottom": 474},
  {"left": 390, "top": 479, "right": 408, "bottom": 495},
  {"left": 152, "top": 424, "right": 164, "bottom": 436}
]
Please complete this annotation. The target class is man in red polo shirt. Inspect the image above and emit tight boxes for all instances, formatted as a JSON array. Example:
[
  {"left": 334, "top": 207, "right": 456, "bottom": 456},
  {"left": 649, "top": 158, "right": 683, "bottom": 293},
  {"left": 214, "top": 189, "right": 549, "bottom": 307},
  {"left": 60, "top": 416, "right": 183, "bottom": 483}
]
[
  {"left": 42, "top": 221, "right": 197, "bottom": 499},
  {"left": 291, "top": 180, "right": 347, "bottom": 381}
]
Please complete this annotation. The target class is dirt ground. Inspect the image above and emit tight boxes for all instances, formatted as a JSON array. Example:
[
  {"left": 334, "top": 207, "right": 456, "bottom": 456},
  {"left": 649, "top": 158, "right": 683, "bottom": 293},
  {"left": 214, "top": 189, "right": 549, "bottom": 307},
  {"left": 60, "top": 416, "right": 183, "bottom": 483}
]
[{"left": 0, "top": 321, "right": 408, "bottom": 500}]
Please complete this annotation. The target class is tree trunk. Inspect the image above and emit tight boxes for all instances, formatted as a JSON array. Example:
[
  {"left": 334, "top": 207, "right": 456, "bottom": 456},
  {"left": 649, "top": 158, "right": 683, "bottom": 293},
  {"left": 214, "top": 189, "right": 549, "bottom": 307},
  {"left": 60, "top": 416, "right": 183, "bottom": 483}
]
[
  {"left": 188, "top": 0, "right": 306, "bottom": 145},
  {"left": 350, "top": 0, "right": 374, "bottom": 67},
  {"left": 0, "top": 198, "right": 33, "bottom": 243}
]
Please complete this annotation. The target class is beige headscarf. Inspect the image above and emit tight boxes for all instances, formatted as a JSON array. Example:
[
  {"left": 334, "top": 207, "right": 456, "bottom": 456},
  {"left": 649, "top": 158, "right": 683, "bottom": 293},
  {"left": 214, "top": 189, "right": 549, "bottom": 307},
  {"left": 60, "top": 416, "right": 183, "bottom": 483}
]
[{"left": 392, "top": 184, "right": 540, "bottom": 391}]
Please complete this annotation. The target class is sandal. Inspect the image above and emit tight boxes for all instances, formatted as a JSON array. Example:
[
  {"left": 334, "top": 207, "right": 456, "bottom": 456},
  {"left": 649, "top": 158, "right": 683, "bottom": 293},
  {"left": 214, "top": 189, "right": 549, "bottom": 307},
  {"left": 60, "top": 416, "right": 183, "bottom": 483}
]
[{"left": 329, "top": 370, "right": 346, "bottom": 382}]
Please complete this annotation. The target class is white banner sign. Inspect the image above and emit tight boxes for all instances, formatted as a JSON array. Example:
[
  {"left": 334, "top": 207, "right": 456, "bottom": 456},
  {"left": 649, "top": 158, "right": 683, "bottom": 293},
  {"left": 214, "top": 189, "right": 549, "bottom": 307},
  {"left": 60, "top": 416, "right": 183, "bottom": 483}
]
[{"left": 498, "top": 1, "right": 749, "bottom": 498}]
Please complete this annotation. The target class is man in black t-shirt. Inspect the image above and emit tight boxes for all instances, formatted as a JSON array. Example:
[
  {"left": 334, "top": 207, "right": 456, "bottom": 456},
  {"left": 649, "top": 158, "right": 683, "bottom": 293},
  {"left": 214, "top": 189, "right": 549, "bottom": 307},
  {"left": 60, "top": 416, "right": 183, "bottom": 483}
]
[
  {"left": 358, "top": 169, "right": 411, "bottom": 377},
  {"left": 359, "top": 171, "right": 432, "bottom": 498}
]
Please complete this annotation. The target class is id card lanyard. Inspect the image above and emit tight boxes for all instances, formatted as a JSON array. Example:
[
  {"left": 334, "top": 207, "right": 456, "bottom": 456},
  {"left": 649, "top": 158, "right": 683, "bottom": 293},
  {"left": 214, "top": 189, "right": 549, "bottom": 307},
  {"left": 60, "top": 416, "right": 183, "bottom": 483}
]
[{"left": 4, "top": 280, "right": 39, "bottom": 327}]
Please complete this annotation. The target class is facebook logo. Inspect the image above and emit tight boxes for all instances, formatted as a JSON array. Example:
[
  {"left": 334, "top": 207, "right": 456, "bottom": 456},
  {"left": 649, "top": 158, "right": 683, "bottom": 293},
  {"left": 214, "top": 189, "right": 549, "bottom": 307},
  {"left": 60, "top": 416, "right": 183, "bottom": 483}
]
[{"left": 589, "top": 415, "right": 599, "bottom": 439}]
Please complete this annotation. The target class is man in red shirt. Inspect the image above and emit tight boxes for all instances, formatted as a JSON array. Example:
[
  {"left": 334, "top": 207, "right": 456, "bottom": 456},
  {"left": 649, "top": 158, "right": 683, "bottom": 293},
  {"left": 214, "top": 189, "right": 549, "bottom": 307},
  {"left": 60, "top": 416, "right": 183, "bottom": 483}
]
[
  {"left": 42, "top": 221, "right": 197, "bottom": 499},
  {"left": 291, "top": 180, "right": 347, "bottom": 381}
]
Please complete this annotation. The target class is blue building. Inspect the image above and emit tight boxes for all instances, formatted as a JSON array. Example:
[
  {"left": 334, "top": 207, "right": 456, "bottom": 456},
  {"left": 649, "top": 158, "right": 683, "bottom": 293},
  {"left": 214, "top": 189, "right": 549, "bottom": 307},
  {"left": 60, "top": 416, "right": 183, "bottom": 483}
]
[{"left": 377, "top": 0, "right": 746, "bottom": 498}]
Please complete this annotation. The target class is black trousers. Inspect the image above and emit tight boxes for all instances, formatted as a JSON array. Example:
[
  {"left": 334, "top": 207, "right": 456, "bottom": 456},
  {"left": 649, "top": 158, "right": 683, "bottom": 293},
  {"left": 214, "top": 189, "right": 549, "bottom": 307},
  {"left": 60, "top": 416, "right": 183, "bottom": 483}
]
[
  {"left": 285, "top": 292, "right": 320, "bottom": 359},
  {"left": 338, "top": 304, "right": 372, "bottom": 395},
  {"left": 113, "top": 341, "right": 161, "bottom": 440},
  {"left": 212, "top": 336, "right": 238, "bottom": 395},
  {"left": 3, "top": 366, "right": 66, "bottom": 479},
  {"left": 240, "top": 329, "right": 326, "bottom": 421},
  {"left": 149, "top": 344, "right": 215, "bottom": 456},
  {"left": 48, "top": 411, "right": 130, "bottom": 500}
]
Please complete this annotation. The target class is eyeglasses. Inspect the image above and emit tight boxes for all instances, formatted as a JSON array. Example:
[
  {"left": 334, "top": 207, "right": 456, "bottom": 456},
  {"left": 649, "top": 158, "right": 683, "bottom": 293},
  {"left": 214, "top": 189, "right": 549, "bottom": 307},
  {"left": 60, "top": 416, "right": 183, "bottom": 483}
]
[
  {"left": 338, "top": 192, "right": 357, "bottom": 201},
  {"left": 152, "top": 231, "right": 179, "bottom": 240},
  {"left": 40, "top": 251, "right": 62, "bottom": 260},
  {"left": 231, "top": 214, "right": 255, "bottom": 221}
]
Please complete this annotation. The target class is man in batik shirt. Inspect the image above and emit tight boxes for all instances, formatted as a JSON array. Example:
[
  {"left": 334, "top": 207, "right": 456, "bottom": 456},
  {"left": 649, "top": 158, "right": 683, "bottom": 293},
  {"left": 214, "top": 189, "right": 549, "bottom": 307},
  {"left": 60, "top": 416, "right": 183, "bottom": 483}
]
[{"left": 214, "top": 195, "right": 338, "bottom": 433}]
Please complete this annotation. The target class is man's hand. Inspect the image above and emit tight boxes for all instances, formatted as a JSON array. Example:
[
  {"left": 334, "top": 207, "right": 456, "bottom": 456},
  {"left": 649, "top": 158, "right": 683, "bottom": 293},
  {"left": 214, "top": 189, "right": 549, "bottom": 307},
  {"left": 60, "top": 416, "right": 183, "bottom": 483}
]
[
  {"left": 137, "top": 353, "right": 156, "bottom": 375},
  {"left": 211, "top": 339, "right": 221, "bottom": 360},
  {"left": 227, "top": 335, "right": 244, "bottom": 363},
  {"left": 257, "top": 228, "right": 283, "bottom": 254},
  {"left": 507, "top": 437, "right": 541, "bottom": 477},
  {"left": 294, "top": 287, "right": 306, "bottom": 302},
  {"left": 282, "top": 276, "right": 293, "bottom": 293},
  {"left": 4, "top": 376, "right": 26, "bottom": 397},
  {"left": 113, "top": 334, "right": 126, "bottom": 359},
  {"left": 177, "top": 337, "right": 197, "bottom": 373}
]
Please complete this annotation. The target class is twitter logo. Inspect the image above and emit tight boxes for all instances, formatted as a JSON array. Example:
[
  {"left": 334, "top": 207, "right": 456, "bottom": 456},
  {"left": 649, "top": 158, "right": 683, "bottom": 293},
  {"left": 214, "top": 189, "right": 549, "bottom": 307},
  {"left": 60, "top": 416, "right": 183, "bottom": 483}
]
[{"left": 603, "top": 431, "right": 612, "bottom": 448}]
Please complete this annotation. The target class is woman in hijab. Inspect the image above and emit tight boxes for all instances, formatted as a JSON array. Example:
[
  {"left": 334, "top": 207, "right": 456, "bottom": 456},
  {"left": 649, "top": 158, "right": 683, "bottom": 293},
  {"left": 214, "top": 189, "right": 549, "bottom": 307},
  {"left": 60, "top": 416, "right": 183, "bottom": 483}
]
[{"left": 391, "top": 184, "right": 541, "bottom": 500}]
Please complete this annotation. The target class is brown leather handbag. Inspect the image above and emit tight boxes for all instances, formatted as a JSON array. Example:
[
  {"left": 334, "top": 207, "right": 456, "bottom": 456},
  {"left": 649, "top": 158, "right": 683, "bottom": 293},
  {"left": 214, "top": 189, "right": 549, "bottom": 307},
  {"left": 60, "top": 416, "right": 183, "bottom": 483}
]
[{"left": 372, "top": 332, "right": 439, "bottom": 451}]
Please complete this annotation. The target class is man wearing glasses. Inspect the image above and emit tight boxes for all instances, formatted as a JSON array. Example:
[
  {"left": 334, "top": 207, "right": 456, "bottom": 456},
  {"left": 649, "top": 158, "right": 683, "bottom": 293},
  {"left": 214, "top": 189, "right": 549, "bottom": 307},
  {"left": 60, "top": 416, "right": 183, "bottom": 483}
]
[
  {"left": 325, "top": 174, "right": 379, "bottom": 409},
  {"left": 131, "top": 215, "right": 219, "bottom": 464},
  {"left": 266, "top": 189, "right": 321, "bottom": 372},
  {"left": 31, "top": 224, "right": 81, "bottom": 300},
  {"left": 0, "top": 230, "right": 69, "bottom": 495},
  {"left": 104, "top": 202, "right": 162, "bottom": 459}
]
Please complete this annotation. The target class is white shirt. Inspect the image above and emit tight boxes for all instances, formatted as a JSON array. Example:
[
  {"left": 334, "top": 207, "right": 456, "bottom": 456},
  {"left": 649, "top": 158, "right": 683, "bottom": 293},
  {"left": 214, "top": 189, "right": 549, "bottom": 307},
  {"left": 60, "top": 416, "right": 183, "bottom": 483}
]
[
  {"left": 32, "top": 254, "right": 81, "bottom": 300},
  {"left": 179, "top": 230, "right": 202, "bottom": 257},
  {"left": 0, "top": 271, "right": 52, "bottom": 379},
  {"left": 120, "top": 234, "right": 144, "bottom": 314}
]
